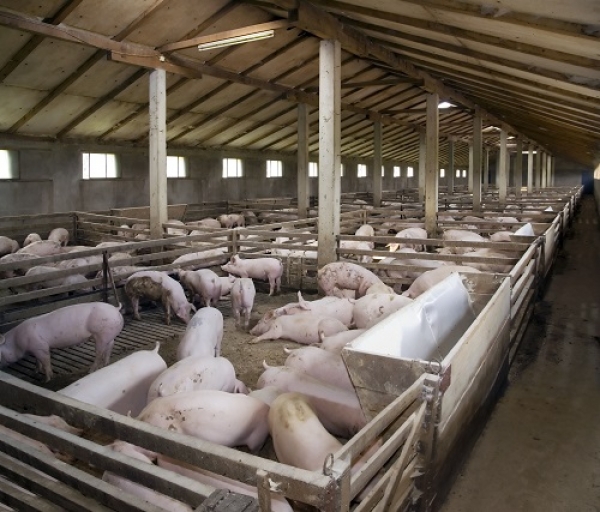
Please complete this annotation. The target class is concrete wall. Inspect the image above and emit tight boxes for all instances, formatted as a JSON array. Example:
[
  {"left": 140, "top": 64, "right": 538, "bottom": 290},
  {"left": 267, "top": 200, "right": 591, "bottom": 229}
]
[{"left": 0, "top": 139, "right": 418, "bottom": 215}]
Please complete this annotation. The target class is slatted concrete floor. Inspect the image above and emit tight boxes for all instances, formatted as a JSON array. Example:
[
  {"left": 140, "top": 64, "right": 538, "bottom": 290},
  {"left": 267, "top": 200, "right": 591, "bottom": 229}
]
[{"left": 3, "top": 309, "right": 187, "bottom": 387}]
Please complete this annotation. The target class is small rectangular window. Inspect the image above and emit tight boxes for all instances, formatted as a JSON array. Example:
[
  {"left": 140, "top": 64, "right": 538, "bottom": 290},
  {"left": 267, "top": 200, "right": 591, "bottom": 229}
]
[
  {"left": 440, "top": 168, "right": 445, "bottom": 178},
  {"left": 406, "top": 166, "right": 414, "bottom": 178},
  {"left": 167, "top": 156, "right": 187, "bottom": 178},
  {"left": 393, "top": 165, "right": 401, "bottom": 178},
  {"left": 82, "top": 152, "right": 117, "bottom": 179},
  {"left": 340, "top": 163, "right": 344, "bottom": 177},
  {"left": 266, "top": 160, "right": 282, "bottom": 178},
  {"left": 0, "top": 150, "right": 17, "bottom": 179},
  {"left": 223, "top": 158, "right": 243, "bottom": 178},
  {"left": 357, "top": 164, "right": 367, "bottom": 178},
  {"left": 381, "top": 166, "right": 385, "bottom": 177},
  {"left": 462, "top": 169, "right": 467, "bottom": 178},
  {"left": 309, "top": 162, "right": 318, "bottom": 177},
  {"left": 456, "top": 169, "right": 461, "bottom": 178}
]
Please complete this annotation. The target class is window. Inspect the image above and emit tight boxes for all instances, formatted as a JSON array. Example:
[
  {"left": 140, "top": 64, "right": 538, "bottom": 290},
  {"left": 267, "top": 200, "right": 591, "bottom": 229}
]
[
  {"left": 406, "top": 166, "right": 414, "bottom": 178},
  {"left": 266, "top": 160, "right": 282, "bottom": 178},
  {"left": 82, "top": 152, "right": 117, "bottom": 179},
  {"left": 357, "top": 164, "right": 367, "bottom": 178},
  {"left": 440, "top": 168, "right": 445, "bottom": 178},
  {"left": 381, "top": 166, "right": 385, "bottom": 177},
  {"left": 456, "top": 169, "right": 461, "bottom": 178},
  {"left": 0, "top": 150, "right": 17, "bottom": 179},
  {"left": 340, "top": 163, "right": 344, "bottom": 177},
  {"left": 223, "top": 158, "right": 243, "bottom": 178},
  {"left": 167, "top": 156, "right": 187, "bottom": 178},
  {"left": 309, "top": 162, "right": 318, "bottom": 177},
  {"left": 393, "top": 165, "right": 401, "bottom": 178},
  {"left": 462, "top": 169, "right": 467, "bottom": 178}
]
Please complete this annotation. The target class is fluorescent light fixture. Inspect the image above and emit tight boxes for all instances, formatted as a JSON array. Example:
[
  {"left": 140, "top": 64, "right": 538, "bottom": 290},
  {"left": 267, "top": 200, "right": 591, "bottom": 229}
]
[
  {"left": 438, "top": 101, "right": 455, "bottom": 109},
  {"left": 198, "top": 30, "right": 274, "bottom": 51}
]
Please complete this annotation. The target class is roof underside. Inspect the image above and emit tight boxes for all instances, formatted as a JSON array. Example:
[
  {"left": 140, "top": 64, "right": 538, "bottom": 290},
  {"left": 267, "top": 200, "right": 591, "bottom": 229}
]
[{"left": 0, "top": 0, "right": 598, "bottom": 168}]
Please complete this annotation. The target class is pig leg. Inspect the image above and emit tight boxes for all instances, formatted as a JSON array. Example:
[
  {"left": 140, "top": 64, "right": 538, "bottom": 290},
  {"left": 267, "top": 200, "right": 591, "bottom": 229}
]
[
  {"left": 161, "top": 290, "right": 172, "bottom": 325},
  {"left": 29, "top": 345, "right": 53, "bottom": 381},
  {"left": 244, "top": 307, "right": 251, "bottom": 330},
  {"left": 131, "top": 296, "right": 142, "bottom": 321},
  {"left": 232, "top": 305, "right": 241, "bottom": 328},
  {"left": 250, "top": 324, "right": 282, "bottom": 343},
  {"left": 90, "top": 335, "right": 115, "bottom": 372}
]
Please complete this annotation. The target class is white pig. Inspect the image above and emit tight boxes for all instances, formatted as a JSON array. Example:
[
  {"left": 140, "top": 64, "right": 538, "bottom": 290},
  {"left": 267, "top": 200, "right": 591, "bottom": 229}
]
[
  {"left": 352, "top": 293, "right": 413, "bottom": 329},
  {"left": 284, "top": 346, "right": 353, "bottom": 391},
  {"left": 138, "top": 390, "right": 270, "bottom": 452},
  {"left": 221, "top": 255, "right": 283, "bottom": 296},
  {"left": 0, "top": 236, "right": 19, "bottom": 256},
  {"left": 402, "top": 265, "right": 481, "bottom": 299},
  {"left": 59, "top": 344, "right": 166, "bottom": 416},
  {"left": 250, "top": 313, "right": 347, "bottom": 345},
  {"left": 47, "top": 227, "right": 69, "bottom": 247},
  {"left": 172, "top": 249, "right": 228, "bottom": 270},
  {"left": 125, "top": 270, "right": 194, "bottom": 325},
  {"left": 147, "top": 356, "right": 247, "bottom": 402},
  {"left": 23, "top": 233, "right": 42, "bottom": 247},
  {"left": 318, "top": 261, "right": 384, "bottom": 298},
  {"left": 442, "top": 230, "right": 487, "bottom": 254},
  {"left": 387, "top": 227, "right": 428, "bottom": 252},
  {"left": 176, "top": 307, "right": 224, "bottom": 360},
  {"left": 258, "top": 364, "right": 366, "bottom": 438},
  {"left": 17, "top": 240, "right": 62, "bottom": 256},
  {"left": 318, "top": 329, "right": 367, "bottom": 353},
  {"left": 231, "top": 277, "right": 256, "bottom": 330},
  {"left": 218, "top": 275, "right": 236, "bottom": 297},
  {"left": 179, "top": 269, "right": 222, "bottom": 307},
  {"left": 0, "top": 302, "right": 124, "bottom": 381}
]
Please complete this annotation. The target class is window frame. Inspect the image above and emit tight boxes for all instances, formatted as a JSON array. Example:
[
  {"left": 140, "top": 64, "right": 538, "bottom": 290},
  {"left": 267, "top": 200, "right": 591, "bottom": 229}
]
[
  {"left": 308, "top": 161, "right": 318, "bottom": 177},
  {"left": 167, "top": 155, "right": 187, "bottom": 178},
  {"left": 406, "top": 166, "right": 414, "bottom": 178},
  {"left": 0, "top": 149, "right": 17, "bottom": 180},
  {"left": 440, "top": 168, "right": 445, "bottom": 178},
  {"left": 393, "top": 165, "right": 401, "bottom": 178},
  {"left": 82, "top": 152, "right": 118, "bottom": 180},
  {"left": 357, "top": 163, "right": 367, "bottom": 178},
  {"left": 266, "top": 159, "right": 283, "bottom": 178},
  {"left": 222, "top": 158, "right": 243, "bottom": 178}
]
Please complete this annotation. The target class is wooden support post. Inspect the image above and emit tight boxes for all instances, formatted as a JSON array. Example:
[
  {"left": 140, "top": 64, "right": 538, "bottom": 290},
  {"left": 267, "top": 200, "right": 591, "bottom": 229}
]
[
  {"left": 483, "top": 147, "right": 490, "bottom": 191},
  {"left": 527, "top": 145, "right": 534, "bottom": 194},
  {"left": 148, "top": 68, "right": 167, "bottom": 240},
  {"left": 514, "top": 138, "right": 523, "bottom": 198},
  {"left": 547, "top": 155, "right": 553, "bottom": 188},
  {"left": 535, "top": 149, "right": 542, "bottom": 190},
  {"left": 498, "top": 129, "right": 508, "bottom": 204},
  {"left": 467, "top": 143, "right": 474, "bottom": 194},
  {"left": 472, "top": 112, "right": 482, "bottom": 211},
  {"left": 541, "top": 152, "right": 547, "bottom": 188},
  {"left": 447, "top": 139, "right": 455, "bottom": 194},
  {"left": 373, "top": 119, "right": 383, "bottom": 208},
  {"left": 418, "top": 132, "right": 426, "bottom": 203},
  {"left": 297, "top": 103, "right": 309, "bottom": 219},
  {"left": 317, "top": 39, "right": 341, "bottom": 268},
  {"left": 425, "top": 93, "right": 439, "bottom": 236}
]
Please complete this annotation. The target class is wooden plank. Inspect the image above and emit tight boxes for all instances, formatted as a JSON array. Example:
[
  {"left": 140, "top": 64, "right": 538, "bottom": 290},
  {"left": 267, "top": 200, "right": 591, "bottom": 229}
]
[{"left": 0, "top": 476, "right": 64, "bottom": 512}]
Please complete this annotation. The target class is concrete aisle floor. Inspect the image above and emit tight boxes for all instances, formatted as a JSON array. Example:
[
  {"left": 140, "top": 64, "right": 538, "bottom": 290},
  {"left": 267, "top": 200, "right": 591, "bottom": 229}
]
[{"left": 440, "top": 194, "right": 600, "bottom": 512}]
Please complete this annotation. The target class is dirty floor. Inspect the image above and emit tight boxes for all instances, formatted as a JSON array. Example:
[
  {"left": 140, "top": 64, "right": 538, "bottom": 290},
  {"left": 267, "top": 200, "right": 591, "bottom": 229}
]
[{"left": 440, "top": 194, "right": 600, "bottom": 512}]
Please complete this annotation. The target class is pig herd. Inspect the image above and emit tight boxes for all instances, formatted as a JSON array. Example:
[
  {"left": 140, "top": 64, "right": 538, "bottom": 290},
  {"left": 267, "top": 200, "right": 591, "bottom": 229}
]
[{"left": 0, "top": 211, "right": 541, "bottom": 509}]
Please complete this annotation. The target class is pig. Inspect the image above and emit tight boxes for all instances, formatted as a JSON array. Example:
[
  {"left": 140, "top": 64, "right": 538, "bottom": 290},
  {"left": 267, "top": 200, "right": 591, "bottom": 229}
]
[
  {"left": 157, "top": 456, "right": 293, "bottom": 512},
  {"left": 125, "top": 270, "right": 194, "bottom": 325},
  {"left": 442, "top": 230, "right": 487, "bottom": 254},
  {"left": 59, "top": 344, "right": 166, "bottom": 416},
  {"left": 0, "top": 302, "right": 124, "bottom": 381},
  {"left": 95, "top": 241, "right": 133, "bottom": 252},
  {"left": 176, "top": 307, "right": 223, "bottom": 360},
  {"left": 0, "top": 236, "right": 19, "bottom": 256},
  {"left": 0, "top": 252, "right": 38, "bottom": 279},
  {"left": 138, "top": 390, "right": 270, "bottom": 452},
  {"left": 231, "top": 277, "right": 256, "bottom": 330},
  {"left": 172, "top": 248, "right": 228, "bottom": 270},
  {"left": 339, "top": 239, "right": 373, "bottom": 264},
  {"left": 387, "top": 227, "right": 428, "bottom": 252},
  {"left": 242, "top": 210, "right": 258, "bottom": 225},
  {"left": 218, "top": 275, "right": 236, "bottom": 297},
  {"left": 365, "top": 281, "right": 395, "bottom": 294},
  {"left": 318, "top": 329, "right": 366, "bottom": 353},
  {"left": 22, "top": 414, "right": 82, "bottom": 436},
  {"left": 258, "top": 364, "right": 366, "bottom": 438},
  {"left": 402, "top": 265, "right": 481, "bottom": 299},
  {"left": 221, "top": 255, "right": 283, "bottom": 296},
  {"left": 218, "top": 213, "right": 245, "bottom": 228},
  {"left": 23, "top": 233, "right": 42, "bottom": 247},
  {"left": 47, "top": 227, "right": 69, "bottom": 247},
  {"left": 147, "top": 356, "right": 247, "bottom": 403},
  {"left": 178, "top": 269, "right": 222, "bottom": 307},
  {"left": 352, "top": 293, "right": 413, "bottom": 329},
  {"left": 102, "top": 442, "right": 194, "bottom": 512},
  {"left": 165, "top": 219, "right": 187, "bottom": 236},
  {"left": 250, "top": 313, "right": 347, "bottom": 345},
  {"left": 317, "top": 261, "right": 384, "bottom": 298},
  {"left": 354, "top": 223, "right": 375, "bottom": 240},
  {"left": 17, "top": 240, "right": 62, "bottom": 256},
  {"left": 461, "top": 249, "right": 513, "bottom": 273},
  {"left": 269, "top": 393, "right": 342, "bottom": 472},
  {"left": 284, "top": 346, "right": 353, "bottom": 391},
  {"left": 379, "top": 250, "right": 449, "bottom": 282},
  {"left": 489, "top": 231, "right": 512, "bottom": 242},
  {"left": 190, "top": 217, "right": 222, "bottom": 229},
  {"left": 24, "top": 265, "right": 91, "bottom": 293}
]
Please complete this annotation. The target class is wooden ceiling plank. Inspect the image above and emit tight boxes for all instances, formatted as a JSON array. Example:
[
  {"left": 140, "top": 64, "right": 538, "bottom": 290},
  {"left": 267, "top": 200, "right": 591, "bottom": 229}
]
[{"left": 0, "top": 0, "right": 85, "bottom": 82}]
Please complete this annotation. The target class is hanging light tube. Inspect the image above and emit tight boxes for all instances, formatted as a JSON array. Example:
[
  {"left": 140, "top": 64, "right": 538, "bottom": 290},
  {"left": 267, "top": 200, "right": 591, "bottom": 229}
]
[{"left": 197, "top": 30, "right": 274, "bottom": 51}]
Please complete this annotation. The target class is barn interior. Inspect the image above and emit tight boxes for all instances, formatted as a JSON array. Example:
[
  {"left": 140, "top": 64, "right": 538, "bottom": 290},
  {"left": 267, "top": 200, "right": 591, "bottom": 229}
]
[{"left": 0, "top": 0, "right": 599, "bottom": 511}]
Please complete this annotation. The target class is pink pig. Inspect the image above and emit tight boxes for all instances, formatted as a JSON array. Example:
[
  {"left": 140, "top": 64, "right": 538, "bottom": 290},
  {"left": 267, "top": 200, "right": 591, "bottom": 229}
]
[
  {"left": 0, "top": 302, "right": 123, "bottom": 381},
  {"left": 231, "top": 277, "right": 256, "bottom": 330},
  {"left": 221, "top": 255, "right": 283, "bottom": 296}
]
